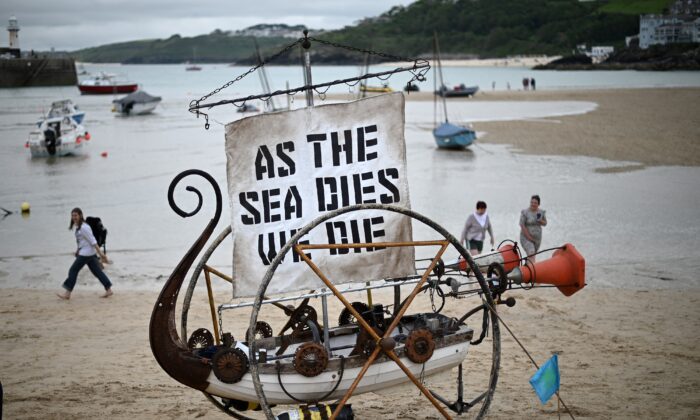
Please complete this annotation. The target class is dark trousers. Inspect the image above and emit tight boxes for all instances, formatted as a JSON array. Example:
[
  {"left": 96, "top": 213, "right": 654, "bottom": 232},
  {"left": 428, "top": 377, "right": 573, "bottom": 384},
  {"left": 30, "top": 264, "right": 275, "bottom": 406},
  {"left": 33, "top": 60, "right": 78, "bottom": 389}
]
[{"left": 62, "top": 255, "right": 112, "bottom": 291}]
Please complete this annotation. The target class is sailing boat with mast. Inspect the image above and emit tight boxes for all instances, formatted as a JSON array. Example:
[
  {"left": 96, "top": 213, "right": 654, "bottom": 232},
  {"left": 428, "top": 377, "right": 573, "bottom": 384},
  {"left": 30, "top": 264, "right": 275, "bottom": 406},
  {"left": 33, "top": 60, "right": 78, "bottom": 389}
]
[
  {"left": 432, "top": 32, "right": 477, "bottom": 149},
  {"left": 186, "top": 47, "right": 202, "bottom": 71},
  {"left": 254, "top": 38, "right": 287, "bottom": 113}
]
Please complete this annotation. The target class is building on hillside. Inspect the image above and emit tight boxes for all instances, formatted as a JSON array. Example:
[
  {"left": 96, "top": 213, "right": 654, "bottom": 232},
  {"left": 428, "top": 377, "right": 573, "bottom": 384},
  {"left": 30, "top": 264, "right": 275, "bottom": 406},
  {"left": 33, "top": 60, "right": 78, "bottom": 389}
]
[
  {"left": 638, "top": 0, "right": 700, "bottom": 48},
  {"left": 670, "top": 0, "right": 700, "bottom": 15}
]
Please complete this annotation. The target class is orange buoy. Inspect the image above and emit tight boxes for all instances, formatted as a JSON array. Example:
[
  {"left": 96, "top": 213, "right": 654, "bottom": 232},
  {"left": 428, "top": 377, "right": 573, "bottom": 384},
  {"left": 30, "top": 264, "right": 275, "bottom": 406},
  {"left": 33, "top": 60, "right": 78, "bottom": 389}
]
[
  {"left": 85, "top": 132, "right": 91, "bottom": 140},
  {"left": 507, "top": 243, "right": 586, "bottom": 296},
  {"left": 100, "top": 151, "right": 108, "bottom": 158}
]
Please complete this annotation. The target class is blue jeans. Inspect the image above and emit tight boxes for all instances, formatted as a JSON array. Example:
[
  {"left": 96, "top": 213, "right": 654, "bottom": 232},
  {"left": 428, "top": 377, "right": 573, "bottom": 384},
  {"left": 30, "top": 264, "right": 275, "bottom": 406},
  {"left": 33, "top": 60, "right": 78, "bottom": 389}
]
[{"left": 63, "top": 255, "right": 112, "bottom": 291}]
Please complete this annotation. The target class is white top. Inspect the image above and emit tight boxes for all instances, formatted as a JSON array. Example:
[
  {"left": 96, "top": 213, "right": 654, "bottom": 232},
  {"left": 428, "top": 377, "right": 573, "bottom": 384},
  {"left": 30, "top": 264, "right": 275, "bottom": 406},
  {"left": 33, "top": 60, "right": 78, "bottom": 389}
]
[{"left": 75, "top": 223, "right": 97, "bottom": 256}]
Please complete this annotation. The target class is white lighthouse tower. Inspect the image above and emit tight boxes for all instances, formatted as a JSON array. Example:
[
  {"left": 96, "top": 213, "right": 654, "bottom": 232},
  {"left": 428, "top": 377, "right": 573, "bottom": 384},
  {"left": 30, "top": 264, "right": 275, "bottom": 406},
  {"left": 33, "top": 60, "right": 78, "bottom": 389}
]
[{"left": 8, "top": 16, "right": 19, "bottom": 49}]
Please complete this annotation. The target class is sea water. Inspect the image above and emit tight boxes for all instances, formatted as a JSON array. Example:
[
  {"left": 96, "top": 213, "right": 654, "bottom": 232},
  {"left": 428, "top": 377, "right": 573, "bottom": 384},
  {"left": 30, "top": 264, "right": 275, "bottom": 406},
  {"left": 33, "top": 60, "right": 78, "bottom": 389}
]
[{"left": 1, "top": 64, "right": 699, "bottom": 290}]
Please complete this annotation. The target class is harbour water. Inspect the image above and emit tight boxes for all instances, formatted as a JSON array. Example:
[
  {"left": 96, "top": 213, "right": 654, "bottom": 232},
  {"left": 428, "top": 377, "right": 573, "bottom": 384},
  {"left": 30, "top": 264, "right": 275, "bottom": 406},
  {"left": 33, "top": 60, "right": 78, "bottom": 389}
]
[{"left": 1, "top": 64, "right": 699, "bottom": 291}]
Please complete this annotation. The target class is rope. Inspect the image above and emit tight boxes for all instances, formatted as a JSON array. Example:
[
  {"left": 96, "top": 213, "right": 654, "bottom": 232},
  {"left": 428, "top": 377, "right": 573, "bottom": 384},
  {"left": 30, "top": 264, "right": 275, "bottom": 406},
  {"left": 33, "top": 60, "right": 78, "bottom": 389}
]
[{"left": 482, "top": 300, "right": 575, "bottom": 419}]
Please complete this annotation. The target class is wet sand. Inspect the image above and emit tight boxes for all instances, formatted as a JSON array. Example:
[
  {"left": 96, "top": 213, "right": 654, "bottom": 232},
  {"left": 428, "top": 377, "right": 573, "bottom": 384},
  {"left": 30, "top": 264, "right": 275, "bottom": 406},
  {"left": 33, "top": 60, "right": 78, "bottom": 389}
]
[
  {"left": 395, "top": 87, "right": 700, "bottom": 169},
  {"left": 2, "top": 287, "right": 698, "bottom": 419}
]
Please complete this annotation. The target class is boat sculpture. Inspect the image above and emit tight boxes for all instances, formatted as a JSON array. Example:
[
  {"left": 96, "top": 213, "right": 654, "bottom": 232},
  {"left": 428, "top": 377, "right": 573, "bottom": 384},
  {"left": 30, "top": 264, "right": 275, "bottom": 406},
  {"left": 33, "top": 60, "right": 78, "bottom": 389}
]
[
  {"left": 26, "top": 116, "right": 90, "bottom": 157},
  {"left": 150, "top": 33, "right": 586, "bottom": 420},
  {"left": 432, "top": 33, "right": 477, "bottom": 149},
  {"left": 112, "top": 90, "right": 161, "bottom": 116},
  {"left": 78, "top": 72, "right": 138, "bottom": 95},
  {"left": 36, "top": 99, "right": 85, "bottom": 126}
]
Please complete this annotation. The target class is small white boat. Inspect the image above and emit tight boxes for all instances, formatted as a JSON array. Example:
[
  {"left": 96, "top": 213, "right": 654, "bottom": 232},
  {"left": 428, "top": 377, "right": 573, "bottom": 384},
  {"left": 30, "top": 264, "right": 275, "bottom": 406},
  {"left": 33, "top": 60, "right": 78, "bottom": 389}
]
[
  {"left": 112, "top": 91, "right": 161, "bottom": 116},
  {"left": 26, "top": 116, "right": 90, "bottom": 158},
  {"left": 36, "top": 99, "right": 85, "bottom": 127}
]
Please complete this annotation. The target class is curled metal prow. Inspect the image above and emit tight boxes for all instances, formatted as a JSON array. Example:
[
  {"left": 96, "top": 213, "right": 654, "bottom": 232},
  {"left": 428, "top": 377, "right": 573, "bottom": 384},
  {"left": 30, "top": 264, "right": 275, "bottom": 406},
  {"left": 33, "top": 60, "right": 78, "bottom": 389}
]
[{"left": 150, "top": 169, "right": 222, "bottom": 390}]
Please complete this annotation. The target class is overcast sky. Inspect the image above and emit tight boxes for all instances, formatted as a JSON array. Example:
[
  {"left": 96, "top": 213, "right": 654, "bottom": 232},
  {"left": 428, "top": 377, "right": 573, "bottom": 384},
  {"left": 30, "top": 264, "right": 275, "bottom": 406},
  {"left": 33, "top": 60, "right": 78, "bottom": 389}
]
[{"left": 0, "top": 0, "right": 415, "bottom": 51}]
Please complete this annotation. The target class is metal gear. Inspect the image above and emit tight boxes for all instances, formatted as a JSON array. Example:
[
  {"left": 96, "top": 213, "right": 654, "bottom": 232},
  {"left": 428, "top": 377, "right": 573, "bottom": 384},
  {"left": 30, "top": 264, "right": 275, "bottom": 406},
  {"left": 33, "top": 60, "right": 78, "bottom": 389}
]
[
  {"left": 246, "top": 321, "right": 274, "bottom": 340},
  {"left": 187, "top": 327, "right": 214, "bottom": 351},
  {"left": 338, "top": 301, "right": 370, "bottom": 326},
  {"left": 293, "top": 342, "right": 329, "bottom": 377},
  {"left": 405, "top": 328, "right": 435, "bottom": 364},
  {"left": 212, "top": 347, "right": 249, "bottom": 384}
]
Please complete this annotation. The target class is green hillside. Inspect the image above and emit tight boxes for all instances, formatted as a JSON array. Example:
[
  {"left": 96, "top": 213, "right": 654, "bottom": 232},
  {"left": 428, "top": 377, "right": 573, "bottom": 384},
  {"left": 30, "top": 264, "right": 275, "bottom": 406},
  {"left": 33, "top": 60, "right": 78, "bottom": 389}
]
[
  {"left": 74, "top": 30, "right": 291, "bottom": 64},
  {"left": 74, "top": 0, "right": 674, "bottom": 64},
  {"left": 598, "top": 0, "right": 672, "bottom": 15}
]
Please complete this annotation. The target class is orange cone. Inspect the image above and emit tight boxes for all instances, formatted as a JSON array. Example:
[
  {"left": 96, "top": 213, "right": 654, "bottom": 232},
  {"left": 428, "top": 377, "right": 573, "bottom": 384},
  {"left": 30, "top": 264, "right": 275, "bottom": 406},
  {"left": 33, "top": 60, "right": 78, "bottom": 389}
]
[{"left": 508, "top": 243, "right": 586, "bottom": 296}]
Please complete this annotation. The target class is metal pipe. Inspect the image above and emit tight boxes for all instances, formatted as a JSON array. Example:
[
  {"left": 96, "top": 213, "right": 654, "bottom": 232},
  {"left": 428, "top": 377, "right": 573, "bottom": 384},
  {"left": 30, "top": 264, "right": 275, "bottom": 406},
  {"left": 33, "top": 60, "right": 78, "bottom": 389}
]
[
  {"left": 303, "top": 50, "right": 313, "bottom": 107},
  {"left": 321, "top": 289, "right": 331, "bottom": 354}
]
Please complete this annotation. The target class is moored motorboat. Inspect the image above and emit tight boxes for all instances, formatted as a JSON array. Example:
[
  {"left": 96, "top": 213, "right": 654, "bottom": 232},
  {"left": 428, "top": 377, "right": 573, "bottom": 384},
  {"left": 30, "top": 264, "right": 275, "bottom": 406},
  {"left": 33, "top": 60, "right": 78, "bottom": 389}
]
[
  {"left": 436, "top": 84, "right": 479, "bottom": 98},
  {"left": 112, "top": 91, "right": 161, "bottom": 116},
  {"left": 78, "top": 72, "right": 138, "bottom": 95},
  {"left": 26, "top": 116, "right": 90, "bottom": 158},
  {"left": 36, "top": 99, "right": 85, "bottom": 126}
]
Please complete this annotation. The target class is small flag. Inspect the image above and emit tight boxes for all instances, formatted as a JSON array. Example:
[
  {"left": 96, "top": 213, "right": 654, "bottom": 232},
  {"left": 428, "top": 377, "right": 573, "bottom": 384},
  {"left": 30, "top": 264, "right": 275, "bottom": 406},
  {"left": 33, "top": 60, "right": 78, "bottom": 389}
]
[{"left": 529, "top": 354, "right": 560, "bottom": 404}]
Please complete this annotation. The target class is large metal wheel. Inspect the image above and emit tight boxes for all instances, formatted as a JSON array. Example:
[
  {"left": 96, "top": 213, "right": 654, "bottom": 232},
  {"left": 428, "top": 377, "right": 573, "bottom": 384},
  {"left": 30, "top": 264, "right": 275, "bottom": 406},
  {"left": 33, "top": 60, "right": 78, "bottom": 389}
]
[{"left": 248, "top": 204, "right": 501, "bottom": 419}]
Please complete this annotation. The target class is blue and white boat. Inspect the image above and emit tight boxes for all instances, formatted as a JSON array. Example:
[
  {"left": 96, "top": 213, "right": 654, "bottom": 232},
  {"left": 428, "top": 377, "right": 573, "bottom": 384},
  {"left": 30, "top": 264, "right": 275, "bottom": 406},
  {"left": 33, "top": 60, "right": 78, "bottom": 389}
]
[
  {"left": 36, "top": 100, "right": 85, "bottom": 127},
  {"left": 432, "top": 32, "right": 477, "bottom": 149}
]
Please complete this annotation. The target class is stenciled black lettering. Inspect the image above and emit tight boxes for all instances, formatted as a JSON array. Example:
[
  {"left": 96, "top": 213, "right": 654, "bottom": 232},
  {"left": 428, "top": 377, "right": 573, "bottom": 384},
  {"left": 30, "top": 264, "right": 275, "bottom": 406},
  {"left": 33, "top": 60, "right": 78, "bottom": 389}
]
[
  {"left": 258, "top": 232, "right": 276, "bottom": 265},
  {"left": 284, "top": 185, "right": 302, "bottom": 220},
  {"left": 255, "top": 145, "right": 275, "bottom": 180},
  {"left": 378, "top": 168, "right": 400, "bottom": 204},
  {"left": 307, "top": 134, "right": 327, "bottom": 168},
  {"left": 276, "top": 141, "right": 296, "bottom": 177},
  {"left": 325, "top": 221, "right": 349, "bottom": 255},
  {"left": 262, "top": 189, "right": 281, "bottom": 223},
  {"left": 331, "top": 130, "right": 353, "bottom": 166},
  {"left": 239, "top": 191, "right": 260, "bottom": 225},
  {"left": 370, "top": 216, "right": 386, "bottom": 250},
  {"left": 364, "top": 125, "right": 378, "bottom": 161}
]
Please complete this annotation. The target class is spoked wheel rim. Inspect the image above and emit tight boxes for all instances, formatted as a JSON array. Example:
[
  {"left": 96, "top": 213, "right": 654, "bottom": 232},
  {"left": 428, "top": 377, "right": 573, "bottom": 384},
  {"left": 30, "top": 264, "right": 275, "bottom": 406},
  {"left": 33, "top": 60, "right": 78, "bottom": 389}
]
[{"left": 249, "top": 204, "right": 500, "bottom": 419}]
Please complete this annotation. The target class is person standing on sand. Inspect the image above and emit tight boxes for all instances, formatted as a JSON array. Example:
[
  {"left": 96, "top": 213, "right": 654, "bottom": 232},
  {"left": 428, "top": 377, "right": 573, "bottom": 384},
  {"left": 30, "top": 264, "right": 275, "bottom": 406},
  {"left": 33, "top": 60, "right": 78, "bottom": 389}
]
[
  {"left": 57, "top": 207, "right": 113, "bottom": 299},
  {"left": 523, "top": 77, "right": 529, "bottom": 90},
  {"left": 460, "top": 201, "right": 495, "bottom": 255},
  {"left": 519, "top": 195, "right": 547, "bottom": 263},
  {"left": 530, "top": 77, "right": 536, "bottom": 90}
]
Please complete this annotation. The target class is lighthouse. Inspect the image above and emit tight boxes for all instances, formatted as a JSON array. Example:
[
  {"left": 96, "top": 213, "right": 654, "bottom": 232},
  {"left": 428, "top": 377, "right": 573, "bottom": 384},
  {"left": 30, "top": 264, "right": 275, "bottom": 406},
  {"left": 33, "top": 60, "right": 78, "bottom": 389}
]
[{"left": 8, "top": 16, "right": 19, "bottom": 49}]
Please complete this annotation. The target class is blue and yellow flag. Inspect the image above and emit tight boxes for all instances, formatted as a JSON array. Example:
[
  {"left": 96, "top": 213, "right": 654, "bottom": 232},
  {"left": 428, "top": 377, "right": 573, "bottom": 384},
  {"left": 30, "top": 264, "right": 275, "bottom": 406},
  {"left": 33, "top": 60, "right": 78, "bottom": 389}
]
[{"left": 529, "top": 354, "right": 560, "bottom": 404}]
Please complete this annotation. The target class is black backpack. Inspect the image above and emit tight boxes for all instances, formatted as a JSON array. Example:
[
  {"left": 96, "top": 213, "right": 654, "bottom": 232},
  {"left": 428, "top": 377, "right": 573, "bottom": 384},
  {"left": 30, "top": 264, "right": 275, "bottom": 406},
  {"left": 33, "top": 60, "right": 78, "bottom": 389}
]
[{"left": 85, "top": 216, "right": 108, "bottom": 253}]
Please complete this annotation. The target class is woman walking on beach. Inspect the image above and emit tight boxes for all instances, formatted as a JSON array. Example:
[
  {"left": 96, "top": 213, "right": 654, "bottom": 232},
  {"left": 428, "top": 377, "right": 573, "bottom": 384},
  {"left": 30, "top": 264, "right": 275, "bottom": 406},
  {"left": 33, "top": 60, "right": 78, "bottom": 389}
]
[
  {"left": 520, "top": 195, "right": 547, "bottom": 263},
  {"left": 57, "top": 207, "right": 113, "bottom": 299},
  {"left": 460, "top": 201, "right": 495, "bottom": 255}
]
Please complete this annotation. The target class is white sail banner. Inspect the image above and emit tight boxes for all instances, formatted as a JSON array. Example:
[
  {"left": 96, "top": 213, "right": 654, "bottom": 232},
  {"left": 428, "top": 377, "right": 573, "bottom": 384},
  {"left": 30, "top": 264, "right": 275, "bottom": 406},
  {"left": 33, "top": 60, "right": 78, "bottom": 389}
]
[{"left": 225, "top": 93, "right": 415, "bottom": 297}]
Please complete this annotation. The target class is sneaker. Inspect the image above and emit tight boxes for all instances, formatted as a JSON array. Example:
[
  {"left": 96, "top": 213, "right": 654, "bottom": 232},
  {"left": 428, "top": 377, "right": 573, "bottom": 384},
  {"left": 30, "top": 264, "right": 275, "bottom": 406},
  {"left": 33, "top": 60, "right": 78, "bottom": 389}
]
[
  {"left": 100, "top": 289, "right": 113, "bottom": 298},
  {"left": 57, "top": 290, "right": 71, "bottom": 300}
]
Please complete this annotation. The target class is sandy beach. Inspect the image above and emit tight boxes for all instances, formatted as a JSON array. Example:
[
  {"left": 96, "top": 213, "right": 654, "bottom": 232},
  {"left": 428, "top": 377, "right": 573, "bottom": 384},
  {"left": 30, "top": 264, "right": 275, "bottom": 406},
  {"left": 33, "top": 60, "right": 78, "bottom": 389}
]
[{"left": 2, "top": 86, "right": 700, "bottom": 419}]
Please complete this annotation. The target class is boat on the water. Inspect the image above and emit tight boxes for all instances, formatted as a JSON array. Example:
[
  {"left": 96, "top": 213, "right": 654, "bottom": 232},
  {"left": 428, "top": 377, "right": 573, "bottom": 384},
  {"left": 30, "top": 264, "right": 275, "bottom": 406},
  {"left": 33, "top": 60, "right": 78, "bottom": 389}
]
[
  {"left": 436, "top": 84, "right": 479, "bottom": 98},
  {"left": 36, "top": 99, "right": 85, "bottom": 126},
  {"left": 78, "top": 72, "right": 138, "bottom": 95},
  {"left": 26, "top": 116, "right": 90, "bottom": 158},
  {"left": 112, "top": 90, "right": 161, "bottom": 116},
  {"left": 432, "top": 33, "right": 477, "bottom": 149},
  {"left": 185, "top": 61, "right": 202, "bottom": 71}
]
